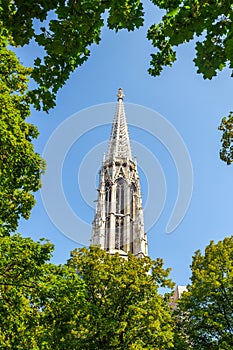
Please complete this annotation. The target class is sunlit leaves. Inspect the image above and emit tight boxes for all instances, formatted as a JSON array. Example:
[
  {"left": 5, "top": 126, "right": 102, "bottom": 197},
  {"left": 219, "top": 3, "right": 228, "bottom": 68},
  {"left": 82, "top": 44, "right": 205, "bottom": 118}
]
[
  {"left": 0, "top": 241, "right": 176, "bottom": 349},
  {"left": 0, "top": 35, "right": 44, "bottom": 235},
  {"left": 0, "top": 235, "right": 54, "bottom": 349},
  {"left": 108, "top": 0, "right": 144, "bottom": 31},
  {"left": 148, "top": 1, "right": 233, "bottom": 164},
  {"left": 0, "top": 234, "right": 85, "bottom": 350},
  {"left": 177, "top": 236, "right": 233, "bottom": 348},
  {"left": 0, "top": 0, "right": 145, "bottom": 112},
  {"left": 68, "top": 246, "right": 175, "bottom": 349},
  {"left": 148, "top": 1, "right": 233, "bottom": 78},
  {"left": 219, "top": 112, "right": 233, "bottom": 165}
]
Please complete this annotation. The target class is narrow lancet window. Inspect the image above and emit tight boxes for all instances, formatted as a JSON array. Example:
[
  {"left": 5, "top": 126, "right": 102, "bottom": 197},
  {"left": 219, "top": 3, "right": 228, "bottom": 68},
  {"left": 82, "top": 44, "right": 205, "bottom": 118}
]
[
  {"left": 105, "top": 181, "right": 111, "bottom": 215},
  {"left": 116, "top": 178, "right": 126, "bottom": 215}
]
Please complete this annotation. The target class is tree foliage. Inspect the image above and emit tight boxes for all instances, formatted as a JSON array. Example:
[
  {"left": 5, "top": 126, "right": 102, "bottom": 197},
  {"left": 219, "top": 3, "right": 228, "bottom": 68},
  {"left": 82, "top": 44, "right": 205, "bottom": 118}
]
[
  {"left": 0, "top": 0, "right": 144, "bottom": 112},
  {"left": 147, "top": 1, "right": 233, "bottom": 164},
  {"left": 219, "top": 111, "right": 233, "bottom": 165},
  {"left": 176, "top": 236, "right": 233, "bottom": 349},
  {"left": 0, "top": 234, "right": 54, "bottom": 349},
  {"left": 0, "top": 234, "right": 85, "bottom": 349},
  {"left": 0, "top": 241, "right": 176, "bottom": 349},
  {"left": 0, "top": 32, "right": 45, "bottom": 235},
  {"left": 147, "top": 1, "right": 233, "bottom": 79},
  {"left": 68, "top": 246, "right": 175, "bottom": 349}
]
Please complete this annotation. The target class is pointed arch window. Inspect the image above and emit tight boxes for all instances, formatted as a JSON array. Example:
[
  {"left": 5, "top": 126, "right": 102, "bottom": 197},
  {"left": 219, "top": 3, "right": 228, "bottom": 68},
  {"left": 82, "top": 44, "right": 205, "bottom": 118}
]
[
  {"left": 130, "top": 183, "right": 137, "bottom": 219},
  {"left": 116, "top": 178, "right": 126, "bottom": 215},
  {"left": 105, "top": 181, "right": 111, "bottom": 215},
  {"left": 130, "top": 183, "right": 137, "bottom": 254},
  {"left": 105, "top": 217, "right": 110, "bottom": 251},
  {"left": 115, "top": 217, "right": 124, "bottom": 250}
]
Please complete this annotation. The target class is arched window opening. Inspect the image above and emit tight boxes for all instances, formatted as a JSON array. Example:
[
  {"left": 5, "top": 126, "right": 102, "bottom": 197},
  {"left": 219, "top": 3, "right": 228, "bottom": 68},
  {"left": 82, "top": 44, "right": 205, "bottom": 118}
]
[
  {"left": 115, "top": 217, "right": 124, "bottom": 250},
  {"left": 105, "top": 217, "right": 110, "bottom": 251},
  {"left": 120, "top": 218, "right": 124, "bottom": 250},
  {"left": 116, "top": 178, "right": 126, "bottom": 215},
  {"left": 130, "top": 183, "right": 136, "bottom": 219},
  {"left": 105, "top": 181, "right": 111, "bottom": 215},
  {"left": 130, "top": 219, "right": 134, "bottom": 254},
  {"left": 115, "top": 218, "right": 120, "bottom": 250}
]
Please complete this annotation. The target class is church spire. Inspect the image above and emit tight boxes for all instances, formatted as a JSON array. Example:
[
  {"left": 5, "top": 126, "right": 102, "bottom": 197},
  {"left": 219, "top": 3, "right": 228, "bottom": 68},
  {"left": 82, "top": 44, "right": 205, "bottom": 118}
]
[
  {"left": 91, "top": 89, "right": 148, "bottom": 258},
  {"left": 107, "top": 88, "right": 132, "bottom": 161}
]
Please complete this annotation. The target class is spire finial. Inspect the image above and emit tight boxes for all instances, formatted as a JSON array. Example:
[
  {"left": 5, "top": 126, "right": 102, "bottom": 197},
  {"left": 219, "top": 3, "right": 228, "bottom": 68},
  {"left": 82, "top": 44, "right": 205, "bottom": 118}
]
[
  {"left": 117, "top": 87, "right": 124, "bottom": 101},
  {"left": 107, "top": 88, "right": 132, "bottom": 160}
]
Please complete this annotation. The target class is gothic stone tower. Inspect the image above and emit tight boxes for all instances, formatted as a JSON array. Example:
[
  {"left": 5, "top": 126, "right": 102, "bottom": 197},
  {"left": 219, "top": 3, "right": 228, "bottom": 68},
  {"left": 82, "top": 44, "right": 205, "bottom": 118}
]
[{"left": 91, "top": 88, "right": 148, "bottom": 257}]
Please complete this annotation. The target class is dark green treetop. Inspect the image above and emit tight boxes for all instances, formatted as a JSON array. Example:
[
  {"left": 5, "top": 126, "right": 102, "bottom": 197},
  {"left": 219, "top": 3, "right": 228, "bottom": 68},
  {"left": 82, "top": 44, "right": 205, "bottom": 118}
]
[{"left": 177, "top": 236, "right": 233, "bottom": 349}]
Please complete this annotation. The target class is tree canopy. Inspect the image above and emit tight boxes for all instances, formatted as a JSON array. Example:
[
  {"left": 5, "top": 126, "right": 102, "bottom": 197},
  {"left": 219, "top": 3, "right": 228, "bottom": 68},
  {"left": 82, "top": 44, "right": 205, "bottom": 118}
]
[
  {"left": 67, "top": 246, "right": 175, "bottom": 349},
  {"left": 219, "top": 111, "right": 233, "bottom": 165},
  {"left": 0, "top": 0, "right": 144, "bottom": 112},
  {"left": 0, "top": 233, "right": 86, "bottom": 349},
  {"left": 147, "top": 1, "right": 233, "bottom": 164},
  {"left": 0, "top": 234, "right": 53, "bottom": 349},
  {"left": 147, "top": 1, "right": 233, "bottom": 79},
  {"left": 0, "top": 242, "right": 176, "bottom": 349},
  {"left": 0, "top": 32, "right": 44, "bottom": 235},
  {"left": 176, "top": 236, "right": 233, "bottom": 349}
]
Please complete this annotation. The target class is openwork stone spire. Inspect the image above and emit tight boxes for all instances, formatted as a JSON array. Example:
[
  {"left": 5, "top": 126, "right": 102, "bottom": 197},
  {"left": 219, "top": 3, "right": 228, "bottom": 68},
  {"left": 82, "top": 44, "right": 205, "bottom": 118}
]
[
  {"left": 91, "top": 89, "right": 148, "bottom": 258},
  {"left": 107, "top": 88, "right": 132, "bottom": 161}
]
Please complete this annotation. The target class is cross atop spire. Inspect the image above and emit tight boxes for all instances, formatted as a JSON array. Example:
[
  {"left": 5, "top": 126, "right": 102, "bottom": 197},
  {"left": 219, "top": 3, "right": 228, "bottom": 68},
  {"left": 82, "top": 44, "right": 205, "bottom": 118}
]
[
  {"left": 117, "top": 87, "right": 125, "bottom": 101},
  {"left": 107, "top": 88, "right": 132, "bottom": 161}
]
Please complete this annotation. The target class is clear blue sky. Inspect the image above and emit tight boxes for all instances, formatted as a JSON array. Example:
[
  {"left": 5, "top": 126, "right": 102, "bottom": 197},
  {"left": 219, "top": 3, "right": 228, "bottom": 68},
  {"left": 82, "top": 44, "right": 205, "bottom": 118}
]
[{"left": 18, "top": 1, "right": 233, "bottom": 286}]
